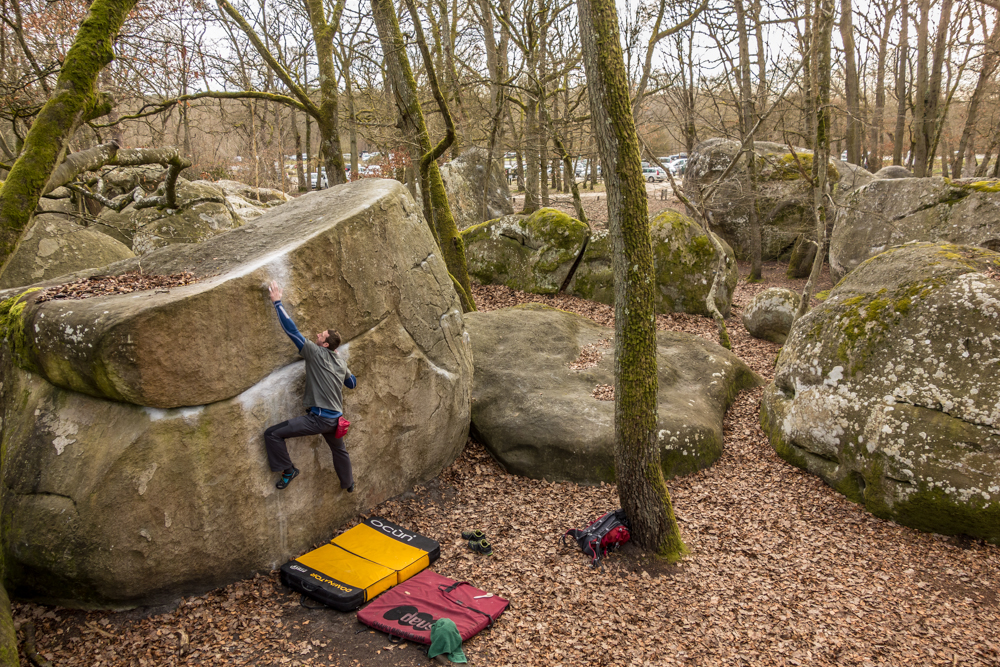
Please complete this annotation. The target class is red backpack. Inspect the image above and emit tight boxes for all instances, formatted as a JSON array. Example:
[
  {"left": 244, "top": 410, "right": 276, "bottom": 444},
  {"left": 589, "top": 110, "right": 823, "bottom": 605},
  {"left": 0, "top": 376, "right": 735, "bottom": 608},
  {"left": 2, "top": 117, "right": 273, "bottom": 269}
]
[{"left": 563, "top": 509, "right": 631, "bottom": 568}]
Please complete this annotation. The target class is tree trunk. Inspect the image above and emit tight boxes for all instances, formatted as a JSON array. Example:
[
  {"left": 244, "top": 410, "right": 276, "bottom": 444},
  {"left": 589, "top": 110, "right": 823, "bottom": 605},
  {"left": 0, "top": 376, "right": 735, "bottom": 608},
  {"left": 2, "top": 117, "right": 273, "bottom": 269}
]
[
  {"left": 577, "top": 0, "right": 685, "bottom": 562},
  {"left": 796, "top": 0, "right": 835, "bottom": 322},
  {"left": 0, "top": 0, "right": 135, "bottom": 268},
  {"left": 954, "top": 18, "right": 1000, "bottom": 178},
  {"left": 893, "top": 0, "right": 909, "bottom": 165},
  {"left": 735, "top": 0, "right": 762, "bottom": 282},
  {"left": 523, "top": 100, "right": 541, "bottom": 213},
  {"left": 840, "top": 0, "right": 861, "bottom": 164},
  {"left": 372, "top": 0, "right": 475, "bottom": 312},
  {"left": 869, "top": 1, "right": 895, "bottom": 172},
  {"left": 292, "top": 109, "right": 307, "bottom": 191},
  {"left": 302, "top": 0, "right": 347, "bottom": 185}
]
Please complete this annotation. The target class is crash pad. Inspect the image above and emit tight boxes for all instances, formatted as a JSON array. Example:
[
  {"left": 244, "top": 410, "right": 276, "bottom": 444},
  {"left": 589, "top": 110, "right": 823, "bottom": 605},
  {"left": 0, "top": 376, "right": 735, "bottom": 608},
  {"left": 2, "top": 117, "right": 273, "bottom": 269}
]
[{"left": 280, "top": 516, "right": 440, "bottom": 611}]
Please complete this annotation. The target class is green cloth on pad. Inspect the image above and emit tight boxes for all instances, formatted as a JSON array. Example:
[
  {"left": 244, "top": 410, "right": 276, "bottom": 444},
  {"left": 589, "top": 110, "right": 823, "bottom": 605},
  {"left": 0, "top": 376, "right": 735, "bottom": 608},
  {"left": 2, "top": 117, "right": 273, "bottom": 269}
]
[{"left": 428, "top": 618, "right": 467, "bottom": 663}]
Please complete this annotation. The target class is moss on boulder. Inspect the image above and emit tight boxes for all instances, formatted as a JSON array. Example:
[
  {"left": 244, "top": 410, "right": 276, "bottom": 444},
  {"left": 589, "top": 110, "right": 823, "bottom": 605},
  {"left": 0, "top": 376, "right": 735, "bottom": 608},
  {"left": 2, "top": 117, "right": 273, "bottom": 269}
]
[
  {"left": 761, "top": 242, "right": 1000, "bottom": 544},
  {"left": 567, "top": 210, "right": 738, "bottom": 317},
  {"left": 461, "top": 208, "right": 588, "bottom": 293}
]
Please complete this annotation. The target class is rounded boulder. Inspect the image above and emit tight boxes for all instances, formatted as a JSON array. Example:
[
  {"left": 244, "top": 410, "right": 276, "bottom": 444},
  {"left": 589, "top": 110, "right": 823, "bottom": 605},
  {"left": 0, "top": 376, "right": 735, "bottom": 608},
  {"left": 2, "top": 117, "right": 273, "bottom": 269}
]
[
  {"left": 741, "top": 287, "right": 802, "bottom": 344},
  {"left": 0, "top": 214, "right": 135, "bottom": 289},
  {"left": 761, "top": 242, "right": 1000, "bottom": 544}
]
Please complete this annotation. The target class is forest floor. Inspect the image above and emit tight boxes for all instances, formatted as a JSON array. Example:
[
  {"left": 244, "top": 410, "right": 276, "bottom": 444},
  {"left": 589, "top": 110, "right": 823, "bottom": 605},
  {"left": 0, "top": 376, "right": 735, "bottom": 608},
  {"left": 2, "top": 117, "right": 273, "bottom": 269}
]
[{"left": 11, "top": 248, "right": 1000, "bottom": 666}]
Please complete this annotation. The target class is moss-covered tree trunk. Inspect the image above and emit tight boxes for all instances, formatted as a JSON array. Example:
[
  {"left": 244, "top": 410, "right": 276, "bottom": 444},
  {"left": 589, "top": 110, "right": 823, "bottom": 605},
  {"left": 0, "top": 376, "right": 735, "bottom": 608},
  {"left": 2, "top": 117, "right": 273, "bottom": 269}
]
[
  {"left": 734, "top": 0, "right": 762, "bottom": 282},
  {"left": 371, "top": 0, "right": 475, "bottom": 312},
  {"left": 0, "top": 0, "right": 137, "bottom": 269},
  {"left": 795, "top": 0, "right": 834, "bottom": 322},
  {"left": 302, "top": 0, "right": 347, "bottom": 186},
  {"left": 577, "top": 0, "right": 685, "bottom": 561}
]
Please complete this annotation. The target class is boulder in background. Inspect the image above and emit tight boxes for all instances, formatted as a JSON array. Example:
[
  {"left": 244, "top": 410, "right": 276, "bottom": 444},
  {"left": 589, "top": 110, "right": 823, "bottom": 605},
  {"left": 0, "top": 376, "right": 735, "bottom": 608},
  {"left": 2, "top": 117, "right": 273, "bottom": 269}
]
[{"left": 439, "top": 147, "right": 514, "bottom": 229}]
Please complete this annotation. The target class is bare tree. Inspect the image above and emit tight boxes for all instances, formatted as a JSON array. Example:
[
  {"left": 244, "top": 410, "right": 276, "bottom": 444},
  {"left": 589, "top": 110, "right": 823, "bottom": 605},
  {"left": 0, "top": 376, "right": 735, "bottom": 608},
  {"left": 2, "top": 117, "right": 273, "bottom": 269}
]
[{"left": 577, "top": 0, "right": 686, "bottom": 562}]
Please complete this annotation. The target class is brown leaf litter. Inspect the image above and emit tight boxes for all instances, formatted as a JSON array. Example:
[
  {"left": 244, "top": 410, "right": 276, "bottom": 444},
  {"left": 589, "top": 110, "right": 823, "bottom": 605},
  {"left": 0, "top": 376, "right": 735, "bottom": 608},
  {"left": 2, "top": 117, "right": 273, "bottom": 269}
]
[
  {"left": 33, "top": 271, "right": 199, "bottom": 304},
  {"left": 12, "top": 261, "right": 1000, "bottom": 667}
]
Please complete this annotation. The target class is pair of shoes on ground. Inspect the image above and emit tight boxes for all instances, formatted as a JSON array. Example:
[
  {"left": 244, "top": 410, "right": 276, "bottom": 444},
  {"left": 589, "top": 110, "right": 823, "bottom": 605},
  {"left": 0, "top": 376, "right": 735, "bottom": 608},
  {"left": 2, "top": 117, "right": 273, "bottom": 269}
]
[
  {"left": 276, "top": 467, "right": 300, "bottom": 489},
  {"left": 462, "top": 529, "right": 493, "bottom": 556}
]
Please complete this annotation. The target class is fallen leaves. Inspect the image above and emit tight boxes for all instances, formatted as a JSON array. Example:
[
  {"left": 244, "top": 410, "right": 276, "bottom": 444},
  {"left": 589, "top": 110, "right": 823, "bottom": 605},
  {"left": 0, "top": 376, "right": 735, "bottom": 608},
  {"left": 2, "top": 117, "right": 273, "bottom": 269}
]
[
  {"left": 591, "top": 384, "right": 614, "bottom": 401},
  {"left": 569, "top": 339, "right": 611, "bottom": 370},
  {"left": 34, "top": 271, "right": 200, "bottom": 303}
]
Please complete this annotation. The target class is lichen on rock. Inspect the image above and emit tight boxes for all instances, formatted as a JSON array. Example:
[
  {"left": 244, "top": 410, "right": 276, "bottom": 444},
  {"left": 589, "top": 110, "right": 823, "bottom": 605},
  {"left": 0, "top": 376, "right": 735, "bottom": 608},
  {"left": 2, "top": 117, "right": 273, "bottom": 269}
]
[
  {"left": 761, "top": 242, "right": 1000, "bottom": 544},
  {"left": 830, "top": 177, "right": 1000, "bottom": 282}
]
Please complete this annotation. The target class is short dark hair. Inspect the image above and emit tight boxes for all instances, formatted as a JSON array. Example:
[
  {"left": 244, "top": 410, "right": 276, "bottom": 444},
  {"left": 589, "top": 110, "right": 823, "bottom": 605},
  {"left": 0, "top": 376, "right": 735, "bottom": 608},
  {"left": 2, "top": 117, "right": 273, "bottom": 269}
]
[{"left": 326, "top": 330, "right": 341, "bottom": 349}]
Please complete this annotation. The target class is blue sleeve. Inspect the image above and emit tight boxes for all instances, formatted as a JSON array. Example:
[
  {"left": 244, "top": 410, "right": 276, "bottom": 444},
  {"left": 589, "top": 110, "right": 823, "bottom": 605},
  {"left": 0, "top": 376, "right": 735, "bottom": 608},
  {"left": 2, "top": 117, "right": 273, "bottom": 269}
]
[
  {"left": 273, "top": 301, "right": 305, "bottom": 351},
  {"left": 345, "top": 374, "right": 357, "bottom": 389}
]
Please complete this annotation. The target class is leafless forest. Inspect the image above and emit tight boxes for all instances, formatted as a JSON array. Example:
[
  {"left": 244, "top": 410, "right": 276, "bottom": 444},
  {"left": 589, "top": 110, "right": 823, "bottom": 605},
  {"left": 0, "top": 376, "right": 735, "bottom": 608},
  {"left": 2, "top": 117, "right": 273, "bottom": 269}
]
[{"left": 3, "top": 0, "right": 999, "bottom": 195}]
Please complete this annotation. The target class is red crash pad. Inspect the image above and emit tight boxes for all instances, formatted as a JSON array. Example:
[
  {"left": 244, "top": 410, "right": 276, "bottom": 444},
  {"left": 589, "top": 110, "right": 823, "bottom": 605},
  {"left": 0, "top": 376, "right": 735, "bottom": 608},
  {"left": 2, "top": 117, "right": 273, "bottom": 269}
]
[{"left": 357, "top": 569, "right": 509, "bottom": 643}]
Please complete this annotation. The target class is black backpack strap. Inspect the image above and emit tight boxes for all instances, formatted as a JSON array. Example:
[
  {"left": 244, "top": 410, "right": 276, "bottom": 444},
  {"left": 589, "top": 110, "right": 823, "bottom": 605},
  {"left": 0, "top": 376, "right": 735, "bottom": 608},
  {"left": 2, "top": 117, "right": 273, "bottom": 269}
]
[
  {"left": 438, "top": 583, "right": 498, "bottom": 629},
  {"left": 562, "top": 529, "right": 583, "bottom": 548}
]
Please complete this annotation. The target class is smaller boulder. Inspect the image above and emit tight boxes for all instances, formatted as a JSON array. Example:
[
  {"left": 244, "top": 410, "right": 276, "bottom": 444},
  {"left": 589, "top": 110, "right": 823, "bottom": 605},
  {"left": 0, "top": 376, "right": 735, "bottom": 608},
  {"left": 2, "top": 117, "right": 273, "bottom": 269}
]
[
  {"left": 568, "top": 210, "right": 738, "bottom": 317},
  {"left": 461, "top": 208, "right": 589, "bottom": 294},
  {"left": 93, "top": 179, "right": 243, "bottom": 254},
  {"left": 741, "top": 287, "right": 801, "bottom": 344},
  {"left": 873, "top": 166, "right": 913, "bottom": 179},
  {"left": 211, "top": 180, "right": 291, "bottom": 205},
  {"left": 207, "top": 180, "right": 291, "bottom": 223},
  {"left": 0, "top": 214, "right": 135, "bottom": 289},
  {"left": 439, "top": 148, "right": 514, "bottom": 229},
  {"left": 466, "top": 305, "right": 760, "bottom": 484},
  {"left": 36, "top": 189, "right": 76, "bottom": 215}
]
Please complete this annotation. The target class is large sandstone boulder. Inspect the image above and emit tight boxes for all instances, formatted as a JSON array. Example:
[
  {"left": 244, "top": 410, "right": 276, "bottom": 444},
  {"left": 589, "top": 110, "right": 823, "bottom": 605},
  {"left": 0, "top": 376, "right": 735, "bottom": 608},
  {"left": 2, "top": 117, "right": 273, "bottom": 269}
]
[
  {"left": 741, "top": 287, "right": 801, "bottom": 344},
  {"left": 439, "top": 147, "right": 514, "bottom": 229},
  {"left": 0, "top": 180, "right": 473, "bottom": 607},
  {"left": 683, "top": 138, "right": 873, "bottom": 260},
  {"left": 567, "top": 210, "right": 739, "bottom": 317},
  {"left": 0, "top": 214, "right": 135, "bottom": 289},
  {"left": 829, "top": 177, "right": 1000, "bottom": 282},
  {"left": 761, "top": 243, "right": 1000, "bottom": 544},
  {"left": 92, "top": 179, "right": 243, "bottom": 254},
  {"left": 466, "top": 305, "right": 760, "bottom": 483},
  {"left": 461, "top": 208, "right": 589, "bottom": 294}
]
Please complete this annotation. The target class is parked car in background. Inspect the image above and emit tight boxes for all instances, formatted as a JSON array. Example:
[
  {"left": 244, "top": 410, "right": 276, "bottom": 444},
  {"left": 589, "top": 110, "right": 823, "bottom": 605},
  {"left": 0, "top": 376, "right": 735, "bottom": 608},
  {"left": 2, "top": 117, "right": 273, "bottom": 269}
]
[
  {"left": 309, "top": 169, "right": 328, "bottom": 189},
  {"left": 642, "top": 166, "right": 667, "bottom": 182},
  {"left": 668, "top": 158, "right": 687, "bottom": 175}
]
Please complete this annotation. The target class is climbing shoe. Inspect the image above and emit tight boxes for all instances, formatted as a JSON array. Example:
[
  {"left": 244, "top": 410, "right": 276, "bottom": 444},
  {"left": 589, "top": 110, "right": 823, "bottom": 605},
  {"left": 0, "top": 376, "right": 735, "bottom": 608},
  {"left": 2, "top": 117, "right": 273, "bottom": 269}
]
[
  {"left": 468, "top": 538, "right": 493, "bottom": 556},
  {"left": 461, "top": 529, "right": 486, "bottom": 541},
  {"left": 276, "top": 467, "right": 300, "bottom": 490}
]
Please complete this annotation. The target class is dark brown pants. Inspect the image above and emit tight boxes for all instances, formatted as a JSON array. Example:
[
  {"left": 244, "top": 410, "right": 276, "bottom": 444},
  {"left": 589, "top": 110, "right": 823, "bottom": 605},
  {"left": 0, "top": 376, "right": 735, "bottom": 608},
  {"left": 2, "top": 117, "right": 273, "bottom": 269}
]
[{"left": 263, "top": 413, "right": 353, "bottom": 489}]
